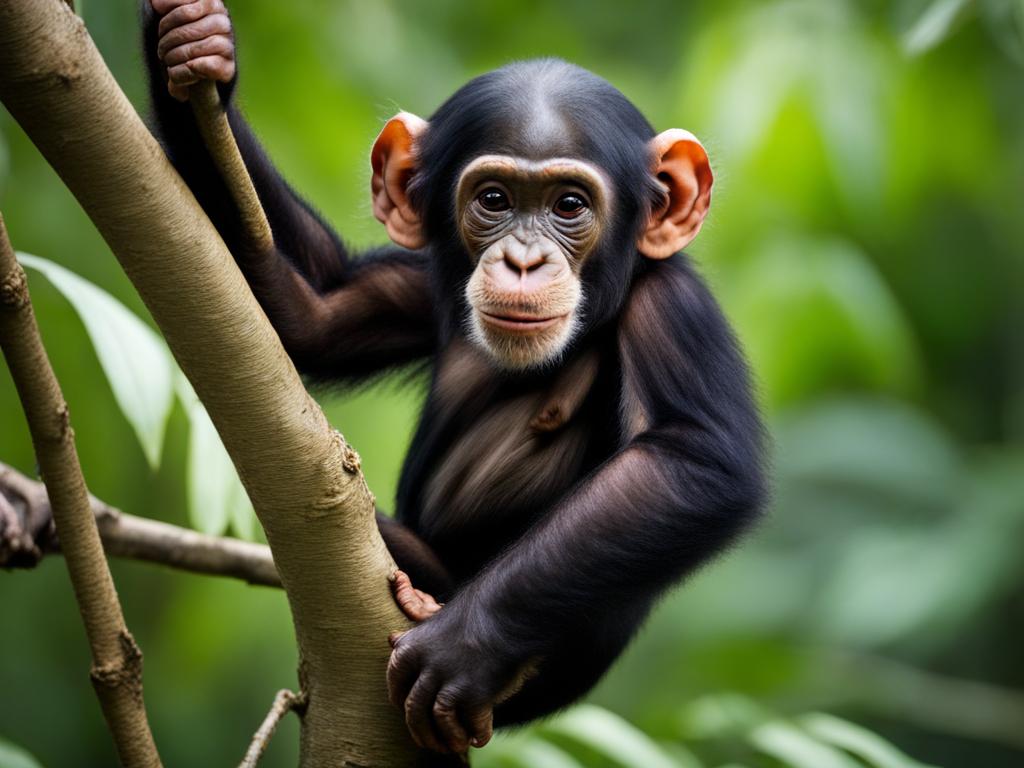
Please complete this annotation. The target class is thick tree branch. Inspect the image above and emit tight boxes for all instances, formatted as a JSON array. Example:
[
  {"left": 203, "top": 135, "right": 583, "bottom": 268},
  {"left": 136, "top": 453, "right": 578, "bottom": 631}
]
[
  {"left": 0, "top": 213, "right": 162, "bottom": 767},
  {"left": 0, "top": 461, "right": 281, "bottom": 587},
  {"left": 0, "top": 2, "right": 416, "bottom": 765}
]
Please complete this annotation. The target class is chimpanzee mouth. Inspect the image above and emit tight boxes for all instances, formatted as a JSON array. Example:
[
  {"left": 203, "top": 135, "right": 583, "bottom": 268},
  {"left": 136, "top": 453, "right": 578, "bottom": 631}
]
[{"left": 479, "top": 310, "right": 568, "bottom": 333}]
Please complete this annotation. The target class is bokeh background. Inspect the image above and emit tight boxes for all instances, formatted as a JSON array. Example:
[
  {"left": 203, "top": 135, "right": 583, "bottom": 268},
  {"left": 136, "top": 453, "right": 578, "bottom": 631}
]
[{"left": 2, "top": 0, "right": 1023, "bottom": 766}]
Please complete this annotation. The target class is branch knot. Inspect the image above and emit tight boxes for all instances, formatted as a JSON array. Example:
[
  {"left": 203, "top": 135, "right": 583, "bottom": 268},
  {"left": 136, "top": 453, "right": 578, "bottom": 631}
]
[{"left": 0, "top": 266, "right": 29, "bottom": 309}]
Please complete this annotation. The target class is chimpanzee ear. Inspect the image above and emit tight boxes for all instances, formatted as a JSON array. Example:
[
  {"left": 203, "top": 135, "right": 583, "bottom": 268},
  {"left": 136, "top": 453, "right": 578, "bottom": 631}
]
[
  {"left": 371, "top": 112, "right": 428, "bottom": 250},
  {"left": 638, "top": 129, "right": 713, "bottom": 260}
]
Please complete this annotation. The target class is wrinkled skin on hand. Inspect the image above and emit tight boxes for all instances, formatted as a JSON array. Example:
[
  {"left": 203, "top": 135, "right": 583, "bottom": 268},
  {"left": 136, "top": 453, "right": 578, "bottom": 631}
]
[
  {"left": 388, "top": 571, "right": 533, "bottom": 756},
  {"left": 151, "top": 0, "right": 236, "bottom": 101}
]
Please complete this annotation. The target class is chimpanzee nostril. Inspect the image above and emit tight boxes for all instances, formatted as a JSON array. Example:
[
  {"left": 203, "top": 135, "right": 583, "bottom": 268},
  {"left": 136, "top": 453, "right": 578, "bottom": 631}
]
[{"left": 503, "top": 245, "right": 547, "bottom": 274}]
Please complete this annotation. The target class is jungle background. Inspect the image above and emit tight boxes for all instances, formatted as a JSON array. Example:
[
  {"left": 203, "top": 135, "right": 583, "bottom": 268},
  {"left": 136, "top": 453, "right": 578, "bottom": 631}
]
[{"left": 1, "top": 0, "right": 1022, "bottom": 766}]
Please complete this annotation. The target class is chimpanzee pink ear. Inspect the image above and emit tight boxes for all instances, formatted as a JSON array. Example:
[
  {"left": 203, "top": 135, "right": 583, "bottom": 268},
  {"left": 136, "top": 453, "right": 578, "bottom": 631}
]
[
  {"left": 638, "top": 129, "right": 713, "bottom": 259},
  {"left": 371, "top": 112, "right": 428, "bottom": 250}
]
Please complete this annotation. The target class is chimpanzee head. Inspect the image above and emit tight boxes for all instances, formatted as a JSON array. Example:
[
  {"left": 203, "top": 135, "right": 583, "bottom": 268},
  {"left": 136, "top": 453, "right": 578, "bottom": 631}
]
[{"left": 370, "top": 59, "right": 712, "bottom": 369}]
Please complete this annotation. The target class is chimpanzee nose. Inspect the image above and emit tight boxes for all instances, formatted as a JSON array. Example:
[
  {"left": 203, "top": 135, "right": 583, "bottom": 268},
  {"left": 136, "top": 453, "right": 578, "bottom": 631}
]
[{"left": 503, "top": 242, "right": 547, "bottom": 275}]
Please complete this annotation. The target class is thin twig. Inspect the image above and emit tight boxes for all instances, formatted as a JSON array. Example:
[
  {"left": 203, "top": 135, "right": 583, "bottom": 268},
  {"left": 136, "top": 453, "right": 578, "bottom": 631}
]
[
  {"left": 239, "top": 689, "right": 307, "bottom": 768},
  {"left": 0, "top": 213, "right": 162, "bottom": 767},
  {"left": 0, "top": 461, "right": 281, "bottom": 587}
]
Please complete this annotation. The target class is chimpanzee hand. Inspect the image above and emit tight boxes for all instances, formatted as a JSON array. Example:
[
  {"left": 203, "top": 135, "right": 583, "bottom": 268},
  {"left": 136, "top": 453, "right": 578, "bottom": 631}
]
[
  {"left": 151, "top": 0, "right": 235, "bottom": 102},
  {"left": 387, "top": 603, "right": 534, "bottom": 755}
]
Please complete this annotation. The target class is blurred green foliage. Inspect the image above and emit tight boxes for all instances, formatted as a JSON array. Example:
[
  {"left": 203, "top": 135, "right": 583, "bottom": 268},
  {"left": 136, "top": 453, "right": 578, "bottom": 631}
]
[{"left": 2, "top": 0, "right": 1023, "bottom": 766}]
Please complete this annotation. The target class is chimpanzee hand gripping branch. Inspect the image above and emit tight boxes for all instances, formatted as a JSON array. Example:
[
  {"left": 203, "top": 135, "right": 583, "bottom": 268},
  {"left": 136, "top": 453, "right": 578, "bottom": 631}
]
[{"left": 144, "top": 0, "right": 766, "bottom": 759}]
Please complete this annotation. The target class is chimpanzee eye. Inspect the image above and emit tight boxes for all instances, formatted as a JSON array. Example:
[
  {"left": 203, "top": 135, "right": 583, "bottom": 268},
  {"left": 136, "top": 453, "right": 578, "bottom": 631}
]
[
  {"left": 553, "top": 193, "right": 587, "bottom": 219},
  {"left": 478, "top": 188, "right": 511, "bottom": 212}
]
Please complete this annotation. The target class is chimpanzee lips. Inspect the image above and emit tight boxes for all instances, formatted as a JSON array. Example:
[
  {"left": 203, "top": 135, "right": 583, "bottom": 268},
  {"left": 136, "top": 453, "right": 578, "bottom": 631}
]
[{"left": 479, "top": 310, "right": 568, "bottom": 332}]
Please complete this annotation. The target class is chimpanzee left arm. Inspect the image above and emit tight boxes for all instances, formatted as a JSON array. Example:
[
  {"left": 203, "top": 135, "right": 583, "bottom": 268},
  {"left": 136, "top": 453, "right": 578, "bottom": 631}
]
[{"left": 387, "top": 257, "right": 766, "bottom": 753}]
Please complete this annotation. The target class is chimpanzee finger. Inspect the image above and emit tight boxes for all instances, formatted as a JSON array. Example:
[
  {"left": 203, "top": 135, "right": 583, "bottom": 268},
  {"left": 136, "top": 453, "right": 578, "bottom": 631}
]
[
  {"left": 151, "top": 0, "right": 195, "bottom": 16},
  {"left": 388, "top": 630, "right": 407, "bottom": 649},
  {"left": 158, "top": 0, "right": 223, "bottom": 39},
  {"left": 386, "top": 639, "right": 419, "bottom": 708},
  {"left": 391, "top": 570, "right": 442, "bottom": 622},
  {"left": 413, "top": 589, "right": 443, "bottom": 614},
  {"left": 167, "top": 80, "right": 191, "bottom": 102},
  {"left": 163, "top": 34, "right": 233, "bottom": 67},
  {"left": 432, "top": 688, "right": 470, "bottom": 754},
  {"left": 404, "top": 675, "right": 447, "bottom": 753},
  {"left": 168, "top": 55, "right": 235, "bottom": 85},
  {"left": 465, "top": 705, "right": 494, "bottom": 749},
  {"left": 157, "top": 14, "right": 232, "bottom": 61}
]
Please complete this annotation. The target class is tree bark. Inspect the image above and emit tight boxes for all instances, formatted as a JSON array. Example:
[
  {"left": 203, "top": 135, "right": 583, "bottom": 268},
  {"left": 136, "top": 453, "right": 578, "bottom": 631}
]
[
  {"left": 0, "top": 461, "right": 281, "bottom": 587},
  {"left": 0, "top": 214, "right": 162, "bottom": 767},
  {"left": 0, "top": 2, "right": 417, "bottom": 765}
]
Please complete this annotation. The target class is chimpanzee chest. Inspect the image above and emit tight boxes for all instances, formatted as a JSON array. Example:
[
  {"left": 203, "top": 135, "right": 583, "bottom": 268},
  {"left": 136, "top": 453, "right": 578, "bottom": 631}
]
[{"left": 402, "top": 341, "right": 617, "bottom": 578}]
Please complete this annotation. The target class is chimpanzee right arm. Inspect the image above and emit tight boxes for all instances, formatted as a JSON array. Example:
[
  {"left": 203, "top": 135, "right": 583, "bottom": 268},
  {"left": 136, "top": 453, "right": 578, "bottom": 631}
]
[{"left": 142, "top": 0, "right": 437, "bottom": 384}]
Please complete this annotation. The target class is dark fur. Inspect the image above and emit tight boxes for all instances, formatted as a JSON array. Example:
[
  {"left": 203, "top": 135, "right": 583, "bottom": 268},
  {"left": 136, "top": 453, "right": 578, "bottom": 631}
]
[{"left": 144, "top": 7, "right": 765, "bottom": 739}]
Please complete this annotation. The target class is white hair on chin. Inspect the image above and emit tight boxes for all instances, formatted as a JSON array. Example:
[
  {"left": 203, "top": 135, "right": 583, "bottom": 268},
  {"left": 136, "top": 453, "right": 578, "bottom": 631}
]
[{"left": 463, "top": 286, "right": 586, "bottom": 372}]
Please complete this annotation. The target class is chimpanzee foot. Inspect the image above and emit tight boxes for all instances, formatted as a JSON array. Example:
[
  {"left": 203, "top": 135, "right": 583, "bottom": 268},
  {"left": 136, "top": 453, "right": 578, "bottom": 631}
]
[{"left": 390, "top": 569, "right": 444, "bottom": 622}]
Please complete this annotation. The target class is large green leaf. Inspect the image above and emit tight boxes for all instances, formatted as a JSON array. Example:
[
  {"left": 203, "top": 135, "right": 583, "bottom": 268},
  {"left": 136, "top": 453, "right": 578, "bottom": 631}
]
[
  {"left": 17, "top": 253, "right": 174, "bottom": 469},
  {"left": 750, "top": 720, "right": 864, "bottom": 768},
  {"left": 0, "top": 738, "right": 44, "bottom": 768},
  {"left": 799, "top": 713, "right": 939, "bottom": 768},
  {"left": 543, "top": 704, "right": 690, "bottom": 768},
  {"left": 477, "top": 735, "right": 588, "bottom": 768},
  {"left": 176, "top": 372, "right": 255, "bottom": 538},
  {"left": 903, "top": 0, "right": 974, "bottom": 54}
]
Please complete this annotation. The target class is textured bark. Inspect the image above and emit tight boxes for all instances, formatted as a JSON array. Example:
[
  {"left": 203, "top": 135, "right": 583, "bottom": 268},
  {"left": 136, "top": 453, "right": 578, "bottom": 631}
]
[
  {"left": 189, "top": 81, "right": 274, "bottom": 253},
  {"left": 0, "top": 461, "right": 281, "bottom": 587},
  {"left": 0, "top": 2, "right": 416, "bottom": 765},
  {"left": 0, "top": 214, "right": 162, "bottom": 767}
]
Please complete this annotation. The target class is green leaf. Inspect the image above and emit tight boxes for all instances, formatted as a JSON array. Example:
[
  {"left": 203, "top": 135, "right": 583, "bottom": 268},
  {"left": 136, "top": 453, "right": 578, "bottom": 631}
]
[
  {"left": 0, "top": 738, "right": 44, "bottom": 768},
  {"left": 477, "top": 737, "right": 585, "bottom": 768},
  {"left": 177, "top": 370, "right": 255, "bottom": 539},
  {"left": 185, "top": 400, "right": 236, "bottom": 537},
  {"left": 979, "top": 0, "right": 1024, "bottom": 65},
  {"left": 17, "top": 253, "right": 173, "bottom": 469},
  {"left": 903, "top": 0, "right": 974, "bottom": 54},
  {"left": 226, "top": 473, "right": 256, "bottom": 540},
  {"left": 749, "top": 720, "right": 864, "bottom": 768},
  {"left": 799, "top": 713, "right": 939, "bottom": 768},
  {"left": 543, "top": 704, "right": 687, "bottom": 768},
  {"left": 679, "top": 693, "right": 769, "bottom": 740}
]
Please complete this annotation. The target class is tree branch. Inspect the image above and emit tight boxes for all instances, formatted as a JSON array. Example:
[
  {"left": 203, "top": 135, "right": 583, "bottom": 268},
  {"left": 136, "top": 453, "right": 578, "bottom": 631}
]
[
  {"left": 0, "top": 2, "right": 416, "bottom": 764},
  {"left": 0, "top": 213, "right": 162, "bottom": 767},
  {"left": 239, "top": 689, "right": 308, "bottom": 768},
  {"left": 0, "top": 461, "right": 281, "bottom": 587},
  {"left": 190, "top": 81, "right": 274, "bottom": 253}
]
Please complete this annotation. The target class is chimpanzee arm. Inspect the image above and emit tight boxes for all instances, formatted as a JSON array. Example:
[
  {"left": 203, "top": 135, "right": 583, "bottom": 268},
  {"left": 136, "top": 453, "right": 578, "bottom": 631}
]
[
  {"left": 141, "top": 2, "right": 436, "bottom": 383},
  {"left": 387, "top": 257, "right": 766, "bottom": 752}
]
